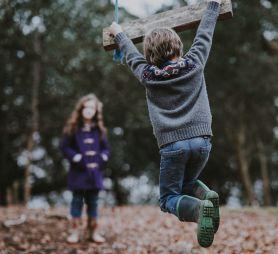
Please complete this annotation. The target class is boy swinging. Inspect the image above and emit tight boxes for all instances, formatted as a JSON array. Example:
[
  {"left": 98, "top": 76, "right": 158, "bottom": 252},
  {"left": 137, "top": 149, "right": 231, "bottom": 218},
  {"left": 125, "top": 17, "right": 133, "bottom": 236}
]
[{"left": 108, "top": 0, "right": 222, "bottom": 247}]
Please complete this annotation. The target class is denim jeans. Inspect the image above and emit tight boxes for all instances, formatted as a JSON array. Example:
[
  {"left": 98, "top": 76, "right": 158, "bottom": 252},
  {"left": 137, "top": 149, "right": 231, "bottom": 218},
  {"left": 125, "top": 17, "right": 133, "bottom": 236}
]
[
  {"left": 159, "top": 136, "right": 212, "bottom": 222},
  {"left": 70, "top": 190, "right": 99, "bottom": 218}
]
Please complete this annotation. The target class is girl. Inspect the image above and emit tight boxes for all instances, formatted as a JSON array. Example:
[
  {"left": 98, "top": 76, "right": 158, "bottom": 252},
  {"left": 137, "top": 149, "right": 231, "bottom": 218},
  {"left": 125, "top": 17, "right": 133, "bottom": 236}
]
[{"left": 60, "top": 94, "right": 110, "bottom": 244}]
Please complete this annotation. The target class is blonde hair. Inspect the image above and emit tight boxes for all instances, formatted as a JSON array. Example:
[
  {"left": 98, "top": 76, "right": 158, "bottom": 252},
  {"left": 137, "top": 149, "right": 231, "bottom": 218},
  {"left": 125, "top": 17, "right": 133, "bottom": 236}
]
[
  {"left": 143, "top": 28, "right": 183, "bottom": 67},
  {"left": 63, "top": 94, "right": 107, "bottom": 137}
]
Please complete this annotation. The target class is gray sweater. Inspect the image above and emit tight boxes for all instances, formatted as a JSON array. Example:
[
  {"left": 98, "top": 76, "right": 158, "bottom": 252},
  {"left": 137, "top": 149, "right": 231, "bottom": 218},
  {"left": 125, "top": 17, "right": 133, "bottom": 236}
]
[{"left": 115, "top": 2, "right": 220, "bottom": 147}]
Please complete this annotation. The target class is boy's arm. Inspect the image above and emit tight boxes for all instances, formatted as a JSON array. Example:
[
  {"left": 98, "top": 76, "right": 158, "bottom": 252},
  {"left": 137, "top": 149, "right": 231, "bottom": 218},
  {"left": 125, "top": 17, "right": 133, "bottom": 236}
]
[
  {"left": 186, "top": 1, "right": 221, "bottom": 67},
  {"left": 109, "top": 22, "right": 149, "bottom": 83},
  {"left": 115, "top": 32, "right": 149, "bottom": 83}
]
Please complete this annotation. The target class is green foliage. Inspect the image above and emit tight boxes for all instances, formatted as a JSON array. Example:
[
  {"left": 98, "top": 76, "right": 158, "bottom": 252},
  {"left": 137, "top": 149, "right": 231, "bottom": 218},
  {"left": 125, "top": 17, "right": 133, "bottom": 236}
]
[{"left": 0, "top": 0, "right": 277, "bottom": 205}]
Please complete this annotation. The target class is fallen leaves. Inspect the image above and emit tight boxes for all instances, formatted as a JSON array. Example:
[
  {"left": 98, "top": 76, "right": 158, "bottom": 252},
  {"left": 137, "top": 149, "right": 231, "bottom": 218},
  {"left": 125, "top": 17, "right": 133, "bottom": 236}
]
[{"left": 0, "top": 206, "right": 277, "bottom": 254}]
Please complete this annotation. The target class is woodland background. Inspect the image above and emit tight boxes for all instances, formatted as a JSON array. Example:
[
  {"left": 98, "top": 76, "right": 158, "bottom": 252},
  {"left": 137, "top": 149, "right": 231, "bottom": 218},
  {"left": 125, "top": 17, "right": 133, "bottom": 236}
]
[{"left": 0, "top": 0, "right": 277, "bottom": 208}]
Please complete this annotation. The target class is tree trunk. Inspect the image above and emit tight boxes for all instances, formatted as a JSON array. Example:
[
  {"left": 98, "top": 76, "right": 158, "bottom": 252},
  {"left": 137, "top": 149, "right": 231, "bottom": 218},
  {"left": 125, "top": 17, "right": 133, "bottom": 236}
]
[
  {"left": 257, "top": 139, "right": 271, "bottom": 206},
  {"left": 236, "top": 124, "right": 255, "bottom": 205},
  {"left": 113, "top": 180, "right": 128, "bottom": 205},
  {"left": 23, "top": 31, "right": 41, "bottom": 205},
  {"left": 7, "top": 186, "right": 12, "bottom": 206},
  {"left": 0, "top": 188, "right": 7, "bottom": 206},
  {"left": 12, "top": 181, "right": 19, "bottom": 204},
  {"left": 0, "top": 186, "right": 7, "bottom": 206}
]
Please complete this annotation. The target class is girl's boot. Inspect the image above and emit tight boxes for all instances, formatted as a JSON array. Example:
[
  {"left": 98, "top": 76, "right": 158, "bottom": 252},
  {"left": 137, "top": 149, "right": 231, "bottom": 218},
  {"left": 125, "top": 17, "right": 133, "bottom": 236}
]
[
  {"left": 87, "top": 218, "right": 105, "bottom": 243},
  {"left": 67, "top": 218, "right": 81, "bottom": 244}
]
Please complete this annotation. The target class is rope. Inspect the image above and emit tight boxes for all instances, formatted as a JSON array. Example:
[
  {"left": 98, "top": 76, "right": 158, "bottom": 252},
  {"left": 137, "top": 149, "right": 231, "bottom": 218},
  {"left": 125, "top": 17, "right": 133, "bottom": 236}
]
[
  {"left": 114, "top": 0, "right": 119, "bottom": 23},
  {"left": 113, "top": 0, "right": 124, "bottom": 63}
]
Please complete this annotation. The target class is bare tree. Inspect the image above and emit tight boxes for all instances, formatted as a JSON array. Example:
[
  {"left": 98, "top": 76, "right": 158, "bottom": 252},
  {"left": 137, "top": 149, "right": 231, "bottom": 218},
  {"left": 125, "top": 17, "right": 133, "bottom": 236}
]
[
  {"left": 235, "top": 124, "right": 256, "bottom": 205},
  {"left": 24, "top": 31, "right": 41, "bottom": 204},
  {"left": 256, "top": 138, "right": 271, "bottom": 206}
]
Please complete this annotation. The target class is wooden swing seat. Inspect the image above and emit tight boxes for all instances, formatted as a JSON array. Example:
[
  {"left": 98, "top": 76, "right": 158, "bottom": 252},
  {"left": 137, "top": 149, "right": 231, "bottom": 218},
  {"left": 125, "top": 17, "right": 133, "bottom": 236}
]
[{"left": 103, "top": 0, "right": 233, "bottom": 51}]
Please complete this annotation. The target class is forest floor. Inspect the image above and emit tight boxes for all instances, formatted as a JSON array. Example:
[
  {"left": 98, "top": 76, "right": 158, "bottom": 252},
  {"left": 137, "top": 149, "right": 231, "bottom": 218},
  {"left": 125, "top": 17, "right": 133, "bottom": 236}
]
[{"left": 0, "top": 206, "right": 277, "bottom": 254}]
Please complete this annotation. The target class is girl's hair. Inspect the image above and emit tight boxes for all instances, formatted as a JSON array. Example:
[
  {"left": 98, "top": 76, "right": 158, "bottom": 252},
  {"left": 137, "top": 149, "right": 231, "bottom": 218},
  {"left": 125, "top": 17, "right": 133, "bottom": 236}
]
[
  {"left": 62, "top": 94, "right": 107, "bottom": 137},
  {"left": 143, "top": 28, "right": 183, "bottom": 67}
]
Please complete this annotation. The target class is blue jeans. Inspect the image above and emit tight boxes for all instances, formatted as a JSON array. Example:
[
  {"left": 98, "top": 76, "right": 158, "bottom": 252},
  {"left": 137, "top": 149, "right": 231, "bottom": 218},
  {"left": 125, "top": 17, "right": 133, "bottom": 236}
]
[
  {"left": 159, "top": 136, "right": 212, "bottom": 222},
  {"left": 70, "top": 190, "right": 99, "bottom": 218}
]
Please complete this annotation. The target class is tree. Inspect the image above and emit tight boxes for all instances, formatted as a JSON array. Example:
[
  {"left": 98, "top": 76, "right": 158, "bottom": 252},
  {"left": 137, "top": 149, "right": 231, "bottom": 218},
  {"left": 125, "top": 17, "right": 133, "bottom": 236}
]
[{"left": 0, "top": 0, "right": 277, "bottom": 206}]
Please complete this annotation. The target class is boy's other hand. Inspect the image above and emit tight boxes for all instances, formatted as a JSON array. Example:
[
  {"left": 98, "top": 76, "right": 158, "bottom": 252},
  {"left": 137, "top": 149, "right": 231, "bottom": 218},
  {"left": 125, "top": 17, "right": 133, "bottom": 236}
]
[{"left": 108, "top": 22, "right": 123, "bottom": 37}]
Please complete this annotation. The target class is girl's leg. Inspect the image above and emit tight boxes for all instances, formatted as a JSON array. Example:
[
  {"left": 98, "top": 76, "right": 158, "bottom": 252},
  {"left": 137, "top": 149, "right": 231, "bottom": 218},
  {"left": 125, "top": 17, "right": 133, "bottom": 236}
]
[
  {"left": 67, "top": 190, "right": 84, "bottom": 243},
  {"left": 71, "top": 217, "right": 82, "bottom": 229},
  {"left": 85, "top": 190, "right": 105, "bottom": 243},
  {"left": 159, "top": 140, "right": 201, "bottom": 222}
]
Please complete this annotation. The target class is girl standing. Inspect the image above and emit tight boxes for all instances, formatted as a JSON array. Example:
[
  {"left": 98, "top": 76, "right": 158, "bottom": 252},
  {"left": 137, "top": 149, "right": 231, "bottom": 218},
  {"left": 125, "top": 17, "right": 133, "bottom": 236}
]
[{"left": 60, "top": 94, "right": 110, "bottom": 244}]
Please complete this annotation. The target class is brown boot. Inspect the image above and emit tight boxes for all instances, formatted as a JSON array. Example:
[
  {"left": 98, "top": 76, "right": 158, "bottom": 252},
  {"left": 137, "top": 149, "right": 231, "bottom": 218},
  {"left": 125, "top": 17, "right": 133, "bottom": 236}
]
[
  {"left": 67, "top": 218, "right": 81, "bottom": 244},
  {"left": 87, "top": 218, "right": 105, "bottom": 243}
]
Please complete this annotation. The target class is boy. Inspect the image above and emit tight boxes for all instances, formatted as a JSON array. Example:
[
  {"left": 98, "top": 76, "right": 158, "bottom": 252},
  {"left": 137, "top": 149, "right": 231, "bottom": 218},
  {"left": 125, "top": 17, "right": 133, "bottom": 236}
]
[{"left": 108, "top": 0, "right": 221, "bottom": 248}]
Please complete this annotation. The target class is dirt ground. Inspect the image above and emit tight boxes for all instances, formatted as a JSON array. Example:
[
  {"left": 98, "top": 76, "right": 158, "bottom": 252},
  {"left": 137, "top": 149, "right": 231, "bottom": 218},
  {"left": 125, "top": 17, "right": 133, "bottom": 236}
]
[{"left": 0, "top": 206, "right": 277, "bottom": 254}]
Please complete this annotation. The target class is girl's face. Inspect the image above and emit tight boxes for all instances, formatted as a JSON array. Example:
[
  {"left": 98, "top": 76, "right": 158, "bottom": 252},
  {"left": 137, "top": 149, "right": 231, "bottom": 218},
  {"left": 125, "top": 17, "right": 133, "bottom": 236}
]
[{"left": 82, "top": 100, "right": 97, "bottom": 120}]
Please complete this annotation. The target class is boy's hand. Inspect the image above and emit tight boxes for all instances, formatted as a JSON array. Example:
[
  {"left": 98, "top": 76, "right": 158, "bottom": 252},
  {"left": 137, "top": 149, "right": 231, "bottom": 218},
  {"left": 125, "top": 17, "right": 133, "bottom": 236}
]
[{"left": 108, "top": 22, "right": 123, "bottom": 37}]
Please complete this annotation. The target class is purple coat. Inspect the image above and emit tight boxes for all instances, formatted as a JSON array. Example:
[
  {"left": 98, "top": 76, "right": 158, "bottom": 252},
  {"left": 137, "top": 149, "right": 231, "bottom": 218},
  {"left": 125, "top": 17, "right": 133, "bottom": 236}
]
[{"left": 60, "top": 127, "right": 110, "bottom": 190}]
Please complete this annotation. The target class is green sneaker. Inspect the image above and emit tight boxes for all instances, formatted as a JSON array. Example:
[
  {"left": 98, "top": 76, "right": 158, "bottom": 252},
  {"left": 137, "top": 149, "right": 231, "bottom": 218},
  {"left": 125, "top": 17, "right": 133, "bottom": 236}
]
[
  {"left": 193, "top": 180, "right": 220, "bottom": 233},
  {"left": 205, "top": 191, "right": 220, "bottom": 233},
  {"left": 197, "top": 200, "right": 214, "bottom": 248}
]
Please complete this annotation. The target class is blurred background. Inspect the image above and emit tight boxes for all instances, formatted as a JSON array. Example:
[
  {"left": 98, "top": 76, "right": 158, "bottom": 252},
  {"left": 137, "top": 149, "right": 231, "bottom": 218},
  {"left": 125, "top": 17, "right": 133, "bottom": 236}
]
[{"left": 0, "top": 0, "right": 277, "bottom": 208}]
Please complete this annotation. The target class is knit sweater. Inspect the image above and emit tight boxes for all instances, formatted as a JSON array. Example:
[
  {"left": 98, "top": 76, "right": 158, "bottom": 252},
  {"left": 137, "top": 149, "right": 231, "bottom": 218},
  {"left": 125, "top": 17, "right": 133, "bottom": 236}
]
[{"left": 115, "top": 2, "right": 220, "bottom": 147}]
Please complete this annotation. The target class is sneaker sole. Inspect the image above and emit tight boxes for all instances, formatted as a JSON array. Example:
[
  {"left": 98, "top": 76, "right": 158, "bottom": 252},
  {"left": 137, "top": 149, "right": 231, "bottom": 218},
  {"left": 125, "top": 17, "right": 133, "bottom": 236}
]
[
  {"left": 205, "top": 191, "right": 220, "bottom": 233},
  {"left": 197, "top": 200, "right": 214, "bottom": 248}
]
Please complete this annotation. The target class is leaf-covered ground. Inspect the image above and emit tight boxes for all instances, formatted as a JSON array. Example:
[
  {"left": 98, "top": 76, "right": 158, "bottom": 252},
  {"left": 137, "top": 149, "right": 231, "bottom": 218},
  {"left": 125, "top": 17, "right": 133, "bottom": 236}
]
[{"left": 0, "top": 206, "right": 277, "bottom": 254}]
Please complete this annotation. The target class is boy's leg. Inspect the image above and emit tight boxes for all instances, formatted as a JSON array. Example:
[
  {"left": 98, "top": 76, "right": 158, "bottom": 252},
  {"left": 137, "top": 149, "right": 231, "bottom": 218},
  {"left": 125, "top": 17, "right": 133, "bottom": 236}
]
[
  {"left": 182, "top": 136, "right": 220, "bottom": 233},
  {"left": 159, "top": 140, "right": 201, "bottom": 222},
  {"left": 85, "top": 190, "right": 105, "bottom": 243},
  {"left": 68, "top": 190, "right": 84, "bottom": 243},
  {"left": 182, "top": 137, "right": 212, "bottom": 195},
  {"left": 178, "top": 137, "right": 215, "bottom": 246},
  {"left": 160, "top": 139, "right": 215, "bottom": 247}
]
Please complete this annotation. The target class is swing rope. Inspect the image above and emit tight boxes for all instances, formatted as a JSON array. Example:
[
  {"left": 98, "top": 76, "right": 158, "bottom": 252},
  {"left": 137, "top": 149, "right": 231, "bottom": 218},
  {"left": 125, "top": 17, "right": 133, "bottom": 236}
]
[{"left": 113, "top": 0, "right": 124, "bottom": 63}]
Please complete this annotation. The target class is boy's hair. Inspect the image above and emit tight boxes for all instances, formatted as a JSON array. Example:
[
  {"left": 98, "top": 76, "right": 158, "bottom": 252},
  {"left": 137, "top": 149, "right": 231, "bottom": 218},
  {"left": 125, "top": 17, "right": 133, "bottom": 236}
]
[{"left": 143, "top": 28, "right": 183, "bottom": 67}]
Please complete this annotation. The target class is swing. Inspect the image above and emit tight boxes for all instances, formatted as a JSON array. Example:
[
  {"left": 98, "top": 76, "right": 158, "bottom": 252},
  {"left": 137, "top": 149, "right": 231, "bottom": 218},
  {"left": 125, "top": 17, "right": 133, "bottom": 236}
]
[{"left": 103, "top": 0, "right": 233, "bottom": 51}]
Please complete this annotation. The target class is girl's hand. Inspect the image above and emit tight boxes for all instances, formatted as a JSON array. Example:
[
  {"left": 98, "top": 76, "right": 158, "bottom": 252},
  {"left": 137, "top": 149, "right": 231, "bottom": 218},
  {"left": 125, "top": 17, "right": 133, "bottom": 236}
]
[
  {"left": 73, "top": 154, "right": 82, "bottom": 163},
  {"left": 87, "top": 163, "right": 98, "bottom": 169},
  {"left": 108, "top": 22, "right": 123, "bottom": 37},
  {"left": 101, "top": 153, "right": 109, "bottom": 162}
]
